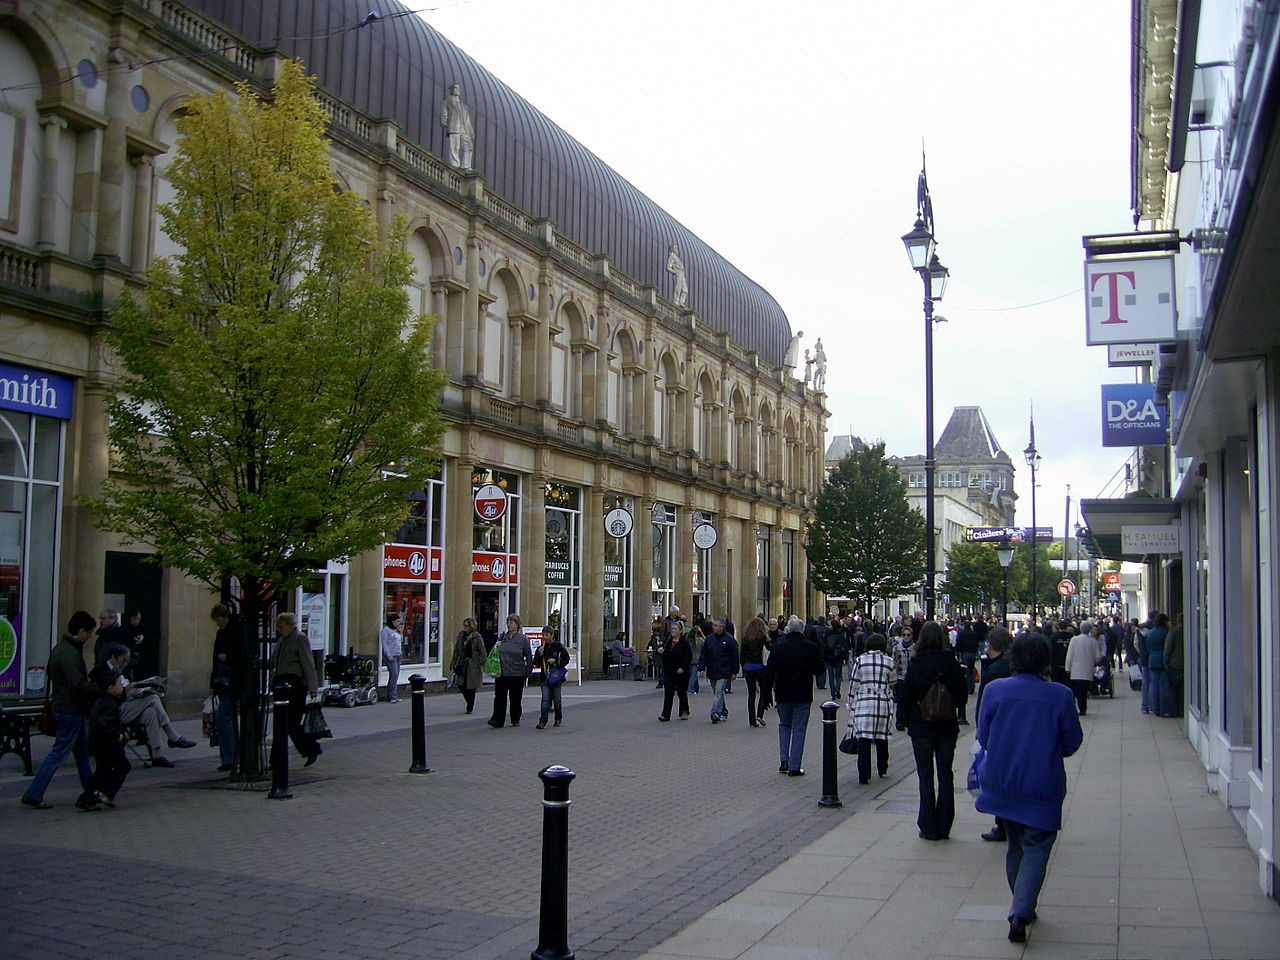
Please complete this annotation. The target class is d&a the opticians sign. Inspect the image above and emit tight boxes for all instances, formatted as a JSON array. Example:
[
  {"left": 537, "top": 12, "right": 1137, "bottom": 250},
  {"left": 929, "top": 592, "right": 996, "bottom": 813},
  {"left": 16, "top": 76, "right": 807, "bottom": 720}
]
[
  {"left": 472, "top": 551, "right": 519, "bottom": 585},
  {"left": 1084, "top": 257, "right": 1176, "bottom": 345},
  {"left": 474, "top": 483, "right": 508, "bottom": 521},
  {"left": 1101, "top": 383, "right": 1167, "bottom": 447},
  {"left": 382, "top": 545, "right": 443, "bottom": 582}
]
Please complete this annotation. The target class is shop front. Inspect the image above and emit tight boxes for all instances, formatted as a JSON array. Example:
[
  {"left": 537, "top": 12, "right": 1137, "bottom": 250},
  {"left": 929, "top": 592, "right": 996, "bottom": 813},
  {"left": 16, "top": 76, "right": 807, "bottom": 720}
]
[
  {"left": 471, "top": 469, "right": 520, "bottom": 646},
  {"left": 0, "top": 361, "right": 71, "bottom": 696},
  {"left": 382, "top": 474, "right": 446, "bottom": 679},
  {"left": 602, "top": 494, "right": 634, "bottom": 648}
]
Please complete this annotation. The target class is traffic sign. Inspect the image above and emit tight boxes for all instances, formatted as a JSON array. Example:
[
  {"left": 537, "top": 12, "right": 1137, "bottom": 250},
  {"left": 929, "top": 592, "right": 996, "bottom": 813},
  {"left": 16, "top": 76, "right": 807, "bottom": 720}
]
[{"left": 1056, "top": 579, "right": 1077, "bottom": 597}]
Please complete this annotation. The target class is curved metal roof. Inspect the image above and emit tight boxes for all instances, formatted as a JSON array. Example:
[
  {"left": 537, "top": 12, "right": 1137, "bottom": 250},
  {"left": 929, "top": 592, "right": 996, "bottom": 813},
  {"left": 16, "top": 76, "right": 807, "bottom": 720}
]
[{"left": 182, "top": 0, "right": 793, "bottom": 365}]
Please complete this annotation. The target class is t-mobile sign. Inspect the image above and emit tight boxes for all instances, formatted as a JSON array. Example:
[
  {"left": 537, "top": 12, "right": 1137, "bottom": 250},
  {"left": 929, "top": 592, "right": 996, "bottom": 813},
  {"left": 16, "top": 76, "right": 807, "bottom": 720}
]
[{"left": 1083, "top": 256, "right": 1176, "bottom": 345}]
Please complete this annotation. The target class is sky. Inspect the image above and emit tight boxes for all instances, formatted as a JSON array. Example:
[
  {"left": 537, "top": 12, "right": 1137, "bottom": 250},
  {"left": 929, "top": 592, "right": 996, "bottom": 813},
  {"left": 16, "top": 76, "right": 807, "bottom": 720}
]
[{"left": 422, "top": 0, "right": 1141, "bottom": 536}]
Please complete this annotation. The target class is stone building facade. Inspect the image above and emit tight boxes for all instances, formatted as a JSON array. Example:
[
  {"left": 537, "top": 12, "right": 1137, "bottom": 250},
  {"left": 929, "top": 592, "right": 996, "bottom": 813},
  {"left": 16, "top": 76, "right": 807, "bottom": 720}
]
[{"left": 0, "top": 0, "right": 827, "bottom": 701}]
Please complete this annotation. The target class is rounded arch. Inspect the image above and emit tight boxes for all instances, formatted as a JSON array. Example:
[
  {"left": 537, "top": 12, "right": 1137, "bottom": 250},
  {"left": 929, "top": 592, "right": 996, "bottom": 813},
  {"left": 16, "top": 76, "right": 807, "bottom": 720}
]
[
  {"left": 485, "top": 257, "right": 530, "bottom": 304},
  {"left": 0, "top": 11, "right": 73, "bottom": 102}
]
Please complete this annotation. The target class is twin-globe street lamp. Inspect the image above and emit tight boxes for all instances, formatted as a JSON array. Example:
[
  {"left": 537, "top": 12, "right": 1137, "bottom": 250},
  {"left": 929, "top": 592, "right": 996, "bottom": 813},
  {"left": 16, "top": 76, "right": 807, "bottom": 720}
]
[
  {"left": 1023, "top": 435, "right": 1042, "bottom": 627},
  {"left": 901, "top": 174, "right": 949, "bottom": 620},
  {"left": 996, "top": 539, "right": 1015, "bottom": 628}
]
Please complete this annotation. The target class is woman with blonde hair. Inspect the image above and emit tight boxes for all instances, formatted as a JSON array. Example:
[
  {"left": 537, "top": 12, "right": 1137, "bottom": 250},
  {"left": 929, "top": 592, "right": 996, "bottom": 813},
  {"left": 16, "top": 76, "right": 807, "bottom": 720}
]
[{"left": 450, "top": 617, "right": 485, "bottom": 714}]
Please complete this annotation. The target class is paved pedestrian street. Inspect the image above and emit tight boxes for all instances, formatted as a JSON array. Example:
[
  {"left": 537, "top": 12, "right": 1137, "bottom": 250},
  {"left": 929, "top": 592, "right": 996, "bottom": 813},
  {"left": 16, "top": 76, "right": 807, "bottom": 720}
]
[{"left": 1, "top": 682, "right": 890, "bottom": 960}]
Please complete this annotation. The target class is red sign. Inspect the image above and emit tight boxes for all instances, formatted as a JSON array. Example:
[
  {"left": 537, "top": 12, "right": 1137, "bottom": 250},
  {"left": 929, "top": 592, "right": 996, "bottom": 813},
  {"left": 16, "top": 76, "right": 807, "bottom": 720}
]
[
  {"left": 472, "top": 551, "right": 519, "bottom": 585},
  {"left": 474, "top": 483, "right": 508, "bottom": 521},
  {"left": 1102, "top": 571, "right": 1122, "bottom": 590},
  {"left": 1057, "top": 579, "right": 1077, "bottom": 597},
  {"left": 383, "top": 544, "right": 443, "bottom": 582}
]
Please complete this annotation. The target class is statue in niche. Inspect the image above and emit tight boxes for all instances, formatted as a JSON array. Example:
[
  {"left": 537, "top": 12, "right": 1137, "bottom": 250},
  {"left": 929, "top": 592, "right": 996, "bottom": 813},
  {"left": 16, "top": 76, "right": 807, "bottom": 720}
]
[
  {"left": 666, "top": 244, "right": 688, "bottom": 307},
  {"left": 783, "top": 330, "right": 804, "bottom": 379},
  {"left": 441, "top": 82, "right": 475, "bottom": 169},
  {"left": 811, "top": 338, "right": 827, "bottom": 391}
]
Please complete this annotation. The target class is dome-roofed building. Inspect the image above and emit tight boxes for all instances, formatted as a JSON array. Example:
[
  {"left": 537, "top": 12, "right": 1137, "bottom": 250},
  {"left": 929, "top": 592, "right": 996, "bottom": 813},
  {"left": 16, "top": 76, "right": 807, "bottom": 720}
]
[
  {"left": 0, "top": 0, "right": 826, "bottom": 702},
  {"left": 180, "top": 0, "right": 792, "bottom": 366}
]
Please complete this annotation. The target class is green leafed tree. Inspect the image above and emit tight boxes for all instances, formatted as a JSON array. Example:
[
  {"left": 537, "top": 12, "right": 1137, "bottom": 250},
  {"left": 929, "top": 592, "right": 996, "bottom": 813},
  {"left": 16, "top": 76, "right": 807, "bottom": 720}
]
[
  {"left": 86, "top": 61, "right": 446, "bottom": 720},
  {"left": 943, "top": 540, "right": 1027, "bottom": 614},
  {"left": 805, "top": 443, "right": 927, "bottom": 611}
]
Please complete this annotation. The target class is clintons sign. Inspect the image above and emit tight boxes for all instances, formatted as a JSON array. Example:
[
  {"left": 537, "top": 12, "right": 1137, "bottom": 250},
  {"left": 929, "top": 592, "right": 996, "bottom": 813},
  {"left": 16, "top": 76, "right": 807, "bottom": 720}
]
[{"left": 1084, "top": 256, "right": 1176, "bottom": 345}]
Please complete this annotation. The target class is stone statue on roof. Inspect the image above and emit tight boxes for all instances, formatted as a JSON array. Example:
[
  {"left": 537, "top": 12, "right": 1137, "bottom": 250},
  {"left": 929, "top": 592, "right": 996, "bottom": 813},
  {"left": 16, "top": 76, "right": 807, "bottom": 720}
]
[
  {"left": 812, "top": 338, "right": 827, "bottom": 391},
  {"left": 441, "top": 82, "right": 475, "bottom": 169},
  {"left": 783, "top": 330, "right": 804, "bottom": 379},
  {"left": 666, "top": 244, "right": 688, "bottom": 307}
]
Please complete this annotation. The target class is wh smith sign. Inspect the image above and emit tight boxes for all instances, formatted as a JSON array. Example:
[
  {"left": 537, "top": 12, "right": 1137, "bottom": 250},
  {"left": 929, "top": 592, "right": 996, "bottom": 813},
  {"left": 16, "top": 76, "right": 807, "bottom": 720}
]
[
  {"left": 0, "top": 361, "right": 74, "bottom": 420},
  {"left": 1101, "top": 383, "right": 1167, "bottom": 447}
]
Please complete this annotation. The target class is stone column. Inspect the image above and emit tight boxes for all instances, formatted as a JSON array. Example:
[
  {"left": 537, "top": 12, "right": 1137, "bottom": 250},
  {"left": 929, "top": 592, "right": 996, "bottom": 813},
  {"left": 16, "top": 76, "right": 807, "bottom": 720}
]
[
  {"left": 524, "top": 475, "right": 547, "bottom": 628},
  {"left": 462, "top": 235, "right": 481, "bottom": 379},
  {"left": 569, "top": 347, "right": 585, "bottom": 420},
  {"left": 37, "top": 114, "right": 66, "bottom": 251},
  {"left": 508, "top": 318, "right": 524, "bottom": 402},
  {"left": 445, "top": 456, "right": 476, "bottom": 635},
  {"left": 96, "top": 48, "right": 129, "bottom": 263},
  {"left": 770, "top": 525, "right": 785, "bottom": 619},
  {"left": 583, "top": 486, "right": 605, "bottom": 675},
  {"left": 129, "top": 155, "right": 153, "bottom": 270},
  {"left": 431, "top": 285, "right": 448, "bottom": 371}
]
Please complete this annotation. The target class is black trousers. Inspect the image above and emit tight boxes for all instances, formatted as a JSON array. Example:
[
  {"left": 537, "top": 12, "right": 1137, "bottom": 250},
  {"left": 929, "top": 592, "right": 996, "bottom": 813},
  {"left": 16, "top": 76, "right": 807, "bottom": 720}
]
[
  {"left": 911, "top": 731, "right": 957, "bottom": 839},
  {"left": 459, "top": 684, "right": 477, "bottom": 713},
  {"left": 83, "top": 740, "right": 131, "bottom": 802},
  {"left": 278, "top": 674, "right": 320, "bottom": 759},
  {"left": 857, "top": 737, "right": 889, "bottom": 782},
  {"left": 661, "top": 677, "right": 689, "bottom": 719},
  {"left": 745, "top": 669, "right": 771, "bottom": 721},
  {"left": 491, "top": 676, "right": 525, "bottom": 725},
  {"left": 1070, "top": 679, "right": 1090, "bottom": 716}
]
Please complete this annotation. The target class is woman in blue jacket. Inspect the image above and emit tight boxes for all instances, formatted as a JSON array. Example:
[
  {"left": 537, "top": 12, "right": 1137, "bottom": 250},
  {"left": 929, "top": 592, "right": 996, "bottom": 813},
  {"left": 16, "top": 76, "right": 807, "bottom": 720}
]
[{"left": 976, "top": 632, "right": 1083, "bottom": 943}]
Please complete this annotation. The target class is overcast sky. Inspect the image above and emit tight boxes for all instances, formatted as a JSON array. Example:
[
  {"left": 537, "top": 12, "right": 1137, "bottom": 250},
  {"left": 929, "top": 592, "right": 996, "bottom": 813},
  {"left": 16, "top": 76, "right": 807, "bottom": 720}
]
[{"left": 424, "top": 0, "right": 1140, "bottom": 536}]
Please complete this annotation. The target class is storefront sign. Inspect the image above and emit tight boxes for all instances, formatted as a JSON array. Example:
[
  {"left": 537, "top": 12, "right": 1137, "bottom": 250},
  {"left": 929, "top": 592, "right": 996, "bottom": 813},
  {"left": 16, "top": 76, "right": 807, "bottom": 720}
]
[
  {"left": 965, "top": 526, "right": 1054, "bottom": 543},
  {"left": 0, "top": 615, "right": 19, "bottom": 695},
  {"left": 0, "top": 361, "right": 75, "bottom": 420},
  {"left": 603, "top": 507, "right": 633, "bottom": 538},
  {"left": 1102, "top": 571, "right": 1122, "bottom": 590},
  {"left": 382, "top": 544, "right": 443, "bottom": 582},
  {"left": 1101, "top": 383, "right": 1167, "bottom": 447},
  {"left": 545, "top": 560, "right": 578, "bottom": 586},
  {"left": 472, "top": 551, "right": 519, "bottom": 584},
  {"left": 473, "top": 483, "right": 508, "bottom": 521},
  {"left": 1107, "top": 343, "right": 1158, "bottom": 366},
  {"left": 1122, "top": 525, "right": 1180, "bottom": 553},
  {"left": 1084, "top": 256, "right": 1177, "bottom": 345},
  {"left": 603, "top": 563, "right": 624, "bottom": 589}
]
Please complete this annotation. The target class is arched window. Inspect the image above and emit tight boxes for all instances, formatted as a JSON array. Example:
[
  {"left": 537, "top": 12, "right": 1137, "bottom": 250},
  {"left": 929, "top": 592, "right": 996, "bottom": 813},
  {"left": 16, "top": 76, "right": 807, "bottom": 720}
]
[
  {"left": 482, "top": 280, "right": 511, "bottom": 393},
  {"left": 549, "top": 320, "right": 570, "bottom": 411}
]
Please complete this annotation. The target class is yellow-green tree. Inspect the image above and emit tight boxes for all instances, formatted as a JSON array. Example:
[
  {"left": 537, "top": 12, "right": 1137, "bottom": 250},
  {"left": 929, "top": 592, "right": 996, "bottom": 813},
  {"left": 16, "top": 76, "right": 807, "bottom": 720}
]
[{"left": 88, "top": 62, "right": 445, "bottom": 767}]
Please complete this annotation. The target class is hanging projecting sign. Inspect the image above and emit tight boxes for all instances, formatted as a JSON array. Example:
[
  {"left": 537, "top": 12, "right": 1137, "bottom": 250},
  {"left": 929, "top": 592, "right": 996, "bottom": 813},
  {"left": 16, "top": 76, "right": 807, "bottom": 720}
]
[
  {"left": 603, "top": 508, "right": 633, "bottom": 539},
  {"left": 966, "top": 526, "right": 1054, "bottom": 543},
  {"left": 1107, "top": 343, "right": 1158, "bottom": 367},
  {"left": 1101, "top": 383, "right": 1167, "bottom": 447},
  {"left": 473, "top": 483, "right": 508, "bottom": 521},
  {"left": 1084, "top": 256, "right": 1176, "bottom": 345},
  {"left": 692, "top": 523, "right": 718, "bottom": 550}
]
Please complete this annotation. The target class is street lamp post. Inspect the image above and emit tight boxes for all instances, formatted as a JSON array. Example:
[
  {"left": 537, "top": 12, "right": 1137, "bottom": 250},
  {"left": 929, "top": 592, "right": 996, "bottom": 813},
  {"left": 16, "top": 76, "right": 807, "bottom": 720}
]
[
  {"left": 902, "top": 165, "right": 948, "bottom": 620},
  {"left": 1023, "top": 428, "right": 1041, "bottom": 628},
  {"left": 996, "top": 539, "right": 1014, "bottom": 629}
]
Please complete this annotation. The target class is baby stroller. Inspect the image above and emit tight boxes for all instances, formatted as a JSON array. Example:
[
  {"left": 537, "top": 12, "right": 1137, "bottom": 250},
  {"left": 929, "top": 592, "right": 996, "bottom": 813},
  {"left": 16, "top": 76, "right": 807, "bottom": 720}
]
[
  {"left": 321, "top": 651, "right": 379, "bottom": 707},
  {"left": 1092, "top": 662, "right": 1115, "bottom": 698}
]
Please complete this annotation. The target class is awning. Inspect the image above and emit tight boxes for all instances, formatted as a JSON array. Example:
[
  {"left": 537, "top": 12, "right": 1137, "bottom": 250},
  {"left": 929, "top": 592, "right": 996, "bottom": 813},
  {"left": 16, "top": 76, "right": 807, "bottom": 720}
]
[{"left": 1079, "top": 497, "right": 1180, "bottom": 562}]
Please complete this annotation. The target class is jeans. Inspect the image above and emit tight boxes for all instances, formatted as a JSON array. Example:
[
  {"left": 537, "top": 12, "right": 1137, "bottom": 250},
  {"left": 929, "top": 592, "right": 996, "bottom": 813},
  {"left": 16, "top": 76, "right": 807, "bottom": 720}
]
[
  {"left": 214, "top": 692, "right": 239, "bottom": 766},
  {"left": 25, "top": 712, "right": 92, "bottom": 802},
  {"left": 824, "top": 662, "right": 843, "bottom": 699},
  {"left": 539, "top": 680, "right": 563, "bottom": 722},
  {"left": 775, "top": 701, "right": 811, "bottom": 770},
  {"left": 1140, "top": 664, "right": 1152, "bottom": 712},
  {"left": 911, "top": 730, "right": 957, "bottom": 839},
  {"left": 710, "top": 677, "right": 729, "bottom": 719},
  {"left": 1148, "top": 666, "right": 1166, "bottom": 716},
  {"left": 687, "top": 669, "right": 700, "bottom": 695},
  {"left": 384, "top": 655, "right": 401, "bottom": 701},
  {"left": 1003, "top": 820, "right": 1058, "bottom": 922}
]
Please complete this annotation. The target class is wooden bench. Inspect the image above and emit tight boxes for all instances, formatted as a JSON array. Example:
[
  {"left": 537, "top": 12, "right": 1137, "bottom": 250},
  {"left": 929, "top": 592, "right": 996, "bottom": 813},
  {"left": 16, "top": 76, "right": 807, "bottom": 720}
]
[{"left": 0, "top": 698, "right": 45, "bottom": 776}]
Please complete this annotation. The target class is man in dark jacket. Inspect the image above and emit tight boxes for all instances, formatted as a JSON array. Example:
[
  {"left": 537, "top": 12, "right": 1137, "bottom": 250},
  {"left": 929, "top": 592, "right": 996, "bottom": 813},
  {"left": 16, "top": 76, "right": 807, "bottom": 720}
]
[
  {"left": 975, "top": 626, "right": 1014, "bottom": 841},
  {"left": 697, "top": 617, "right": 739, "bottom": 723},
  {"left": 765, "top": 616, "right": 824, "bottom": 776},
  {"left": 820, "top": 621, "right": 850, "bottom": 699},
  {"left": 22, "top": 611, "right": 98, "bottom": 809}
]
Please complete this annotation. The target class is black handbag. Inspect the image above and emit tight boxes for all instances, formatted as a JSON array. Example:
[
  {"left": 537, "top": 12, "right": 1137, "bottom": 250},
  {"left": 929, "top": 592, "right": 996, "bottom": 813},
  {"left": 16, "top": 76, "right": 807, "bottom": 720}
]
[
  {"left": 301, "top": 702, "right": 332, "bottom": 739},
  {"left": 839, "top": 730, "right": 860, "bottom": 755}
]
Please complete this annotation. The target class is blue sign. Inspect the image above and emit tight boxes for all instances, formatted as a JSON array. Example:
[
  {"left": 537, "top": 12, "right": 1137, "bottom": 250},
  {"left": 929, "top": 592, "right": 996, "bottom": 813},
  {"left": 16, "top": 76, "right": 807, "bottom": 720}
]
[
  {"left": 0, "top": 361, "right": 74, "bottom": 420},
  {"left": 1101, "top": 383, "right": 1166, "bottom": 447}
]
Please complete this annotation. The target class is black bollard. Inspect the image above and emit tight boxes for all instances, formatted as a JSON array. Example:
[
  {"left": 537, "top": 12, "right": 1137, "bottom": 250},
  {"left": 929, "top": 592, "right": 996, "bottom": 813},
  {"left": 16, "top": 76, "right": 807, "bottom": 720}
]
[
  {"left": 819, "top": 699, "right": 842, "bottom": 808},
  {"left": 531, "top": 764, "right": 576, "bottom": 960},
  {"left": 267, "top": 682, "right": 292, "bottom": 800},
  {"left": 409, "top": 674, "right": 430, "bottom": 774}
]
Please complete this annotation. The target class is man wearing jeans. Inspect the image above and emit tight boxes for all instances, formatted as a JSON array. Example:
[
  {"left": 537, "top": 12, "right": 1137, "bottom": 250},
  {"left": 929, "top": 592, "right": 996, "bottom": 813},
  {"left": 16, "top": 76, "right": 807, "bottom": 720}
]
[
  {"left": 765, "top": 616, "right": 824, "bottom": 776},
  {"left": 21, "top": 611, "right": 98, "bottom": 809},
  {"left": 976, "top": 633, "right": 1083, "bottom": 943},
  {"left": 697, "top": 618, "right": 739, "bottom": 723}
]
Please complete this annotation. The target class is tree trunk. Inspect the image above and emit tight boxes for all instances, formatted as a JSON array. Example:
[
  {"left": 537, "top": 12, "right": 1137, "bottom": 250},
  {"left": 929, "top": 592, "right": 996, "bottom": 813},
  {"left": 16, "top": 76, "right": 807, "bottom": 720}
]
[{"left": 236, "top": 576, "right": 267, "bottom": 778}]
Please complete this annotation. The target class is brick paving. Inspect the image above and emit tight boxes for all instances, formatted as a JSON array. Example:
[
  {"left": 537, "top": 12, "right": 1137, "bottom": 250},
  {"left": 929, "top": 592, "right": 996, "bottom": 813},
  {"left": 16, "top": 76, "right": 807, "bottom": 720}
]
[{"left": 1, "top": 682, "right": 914, "bottom": 960}]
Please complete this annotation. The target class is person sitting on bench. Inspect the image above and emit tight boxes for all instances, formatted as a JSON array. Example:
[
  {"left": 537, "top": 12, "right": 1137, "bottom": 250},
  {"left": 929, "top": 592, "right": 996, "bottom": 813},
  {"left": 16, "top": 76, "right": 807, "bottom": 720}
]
[{"left": 104, "top": 645, "right": 195, "bottom": 768}]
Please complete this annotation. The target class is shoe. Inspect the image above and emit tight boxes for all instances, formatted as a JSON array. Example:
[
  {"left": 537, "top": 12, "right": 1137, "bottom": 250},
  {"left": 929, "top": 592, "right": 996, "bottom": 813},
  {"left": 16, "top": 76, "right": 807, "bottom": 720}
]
[
  {"left": 749, "top": 721, "right": 758, "bottom": 728},
  {"left": 487, "top": 719, "right": 503, "bottom": 728},
  {"left": 20, "top": 795, "right": 51, "bottom": 810},
  {"left": 710, "top": 715, "right": 721, "bottom": 724},
  {"left": 1008, "top": 918, "right": 1028, "bottom": 943},
  {"left": 788, "top": 768, "right": 806, "bottom": 777},
  {"left": 755, "top": 717, "right": 766, "bottom": 727},
  {"left": 679, "top": 712, "right": 689, "bottom": 719},
  {"left": 981, "top": 828, "right": 1007, "bottom": 842},
  {"left": 75, "top": 796, "right": 102, "bottom": 812},
  {"left": 217, "top": 764, "right": 233, "bottom": 772},
  {"left": 510, "top": 721, "right": 520, "bottom": 727},
  {"left": 958, "top": 718, "right": 970, "bottom": 726},
  {"left": 536, "top": 720, "right": 547, "bottom": 729},
  {"left": 304, "top": 751, "right": 320, "bottom": 767},
  {"left": 95, "top": 792, "right": 115, "bottom": 808},
  {"left": 859, "top": 778, "right": 870, "bottom": 785},
  {"left": 778, "top": 762, "right": 790, "bottom": 774},
  {"left": 150, "top": 755, "right": 175, "bottom": 768},
  {"left": 168, "top": 737, "right": 197, "bottom": 749},
  {"left": 919, "top": 831, "right": 939, "bottom": 841},
  {"left": 553, "top": 719, "right": 561, "bottom": 727},
  {"left": 658, "top": 715, "right": 670, "bottom": 722}
]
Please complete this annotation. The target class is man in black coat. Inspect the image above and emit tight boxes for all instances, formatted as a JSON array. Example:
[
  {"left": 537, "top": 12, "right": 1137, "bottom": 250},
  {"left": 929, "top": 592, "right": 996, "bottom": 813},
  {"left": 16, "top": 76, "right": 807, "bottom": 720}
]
[
  {"left": 975, "top": 625, "right": 1014, "bottom": 842},
  {"left": 765, "top": 616, "right": 824, "bottom": 776}
]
